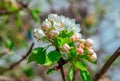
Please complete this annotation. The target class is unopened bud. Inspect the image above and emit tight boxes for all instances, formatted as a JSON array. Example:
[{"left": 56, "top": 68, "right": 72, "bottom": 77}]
[
  {"left": 88, "top": 48, "right": 94, "bottom": 55},
  {"left": 86, "top": 39, "right": 94, "bottom": 46},
  {"left": 76, "top": 48, "right": 84, "bottom": 54},
  {"left": 63, "top": 44, "right": 70, "bottom": 52},
  {"left": 71, "top": 35, "right": 77, "bottom": 42},
  {"left": 78, "top": 43, "right": 84, "bottom": 49},
  {"left": 89, "top": 53, "right": 97, "bottom": 62}
]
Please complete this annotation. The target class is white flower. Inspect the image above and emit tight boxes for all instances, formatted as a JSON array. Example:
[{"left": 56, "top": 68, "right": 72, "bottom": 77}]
[
  {"left": 44, "top": 14, "right": 81, "bottom": 34},
  {"left": 33, "top": 28, "right": 45, "bottom": 40},
  {"left": 42, "top": 19, "right": 51, "bottom": 30},
  {"left": 86, "top": 39, "right": 94, "bottom": 46},
  {"left": 50, "top": 30, "right": 59, "bottom": 37},
  {"left": 74, "top": 33, "right": 81, "bottom": 39}
]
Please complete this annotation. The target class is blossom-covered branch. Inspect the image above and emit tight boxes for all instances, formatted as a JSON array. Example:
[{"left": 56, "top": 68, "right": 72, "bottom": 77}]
[{"left": 29, "top": 14, "right": 97, "bottom": 81}]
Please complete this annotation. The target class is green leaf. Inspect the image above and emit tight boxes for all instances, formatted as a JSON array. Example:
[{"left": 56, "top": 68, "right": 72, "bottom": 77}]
[
  {"left": 43, "top": 56, "right": 53, "bottom": 66},
  {"left": 5, "top": 39, "right": 14, "bottom": 50},
  {"left": 48, "top": 51, "right": 61, "bottom": 62},
  {"left": 58, "top": 37, "right": 72, "bottom": 46},
  {"left": 30, "top": 8, "right": 41, "bottom": 22},
  {"left": 72, "top": 60, "right": 86, "bottom": 71},
  {"left": 60, "top": 30, "right": 74, "bottom": 38},
  {"left": 69, "top": 48, "right": 76, "bottom": 58},
  {"left": 28, "top": 47, "right": 46, "bottom": 64},
  {"left": 67, "top": 66, "right": 74, "bottom": 81},
  {"left": 22, "top": 67, "right": 33, "bottom": 77},
  {"left": 46, "top": 68, "right": 55, "bottom": 74},
  {"left": 80, "top": 70, "right": 91, "bottom": 81}
]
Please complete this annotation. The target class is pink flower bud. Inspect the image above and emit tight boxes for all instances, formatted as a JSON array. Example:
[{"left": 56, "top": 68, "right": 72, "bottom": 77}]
[
  {"left": 63, "top": 44, "right": 70, "bottom": 52},
  {"left": 88, "top": 48, "right": 94, "bottom": 55},
  {"left": 89, "top": 53, "right": 97, "bottom": 62},
  {"left": 76, "top": 48, "right": 84, "bottom": 54},
  {"left": 86, "top": 39, "right": 94, "bottom": 46},
  {"left": 78, "top": 43, "right": 84, "bottom": 49},
  {"left": 71, "top": 35, "right": 77, "bottom": 42}
]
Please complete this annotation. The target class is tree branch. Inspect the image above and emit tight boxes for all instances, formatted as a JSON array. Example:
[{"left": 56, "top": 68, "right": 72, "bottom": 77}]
[
  {"left": 58, "top": 58, "right": 66, "bottom": 81},
  {"left": 0, "top": 8, "right": 22, "bottom": 16},
  {"left": 0, "top": 42, "right": 34, "bottom": 75},
  {"left": 92, "top": 46, "right": 120, "bottom": 81}
]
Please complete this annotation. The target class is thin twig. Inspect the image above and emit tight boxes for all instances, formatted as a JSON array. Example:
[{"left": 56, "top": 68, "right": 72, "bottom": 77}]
[
  {"left": 0, "top": 42, "right": 34, "bottom": 75},
  {"left": 92, "top": 46, "right": 120, "bottom": 81}
]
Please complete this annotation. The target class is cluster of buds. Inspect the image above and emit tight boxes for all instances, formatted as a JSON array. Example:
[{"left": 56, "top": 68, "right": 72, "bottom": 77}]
[
  {"left": 77, "top": 38, "right": 97, "bottom": 62},
  {"left": 62, "top": 38, "right": 97, "bottom": 62}
]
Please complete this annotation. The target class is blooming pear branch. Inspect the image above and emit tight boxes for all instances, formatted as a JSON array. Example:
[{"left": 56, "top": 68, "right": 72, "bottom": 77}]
[{"left": 32, "top": 14, "right": 97, "bottom": 81}]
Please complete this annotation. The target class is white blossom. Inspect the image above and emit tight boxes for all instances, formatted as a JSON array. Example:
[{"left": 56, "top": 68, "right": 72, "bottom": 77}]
[
  {"left": 33, "top": 28, "right": 45, "bottom": 40},
  {"left": 86, "top": 38, "right": 94, "bottom": 46}
]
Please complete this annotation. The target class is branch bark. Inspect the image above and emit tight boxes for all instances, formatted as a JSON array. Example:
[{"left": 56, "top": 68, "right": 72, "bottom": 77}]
[
  {"left": 58, "top": 58, "right": 66, "bottom": 81},
  {"left": 92, "top": 46, "right": 120, "bottom": 81},
  {"left": 0, "top": 42, "right": 34, "bottom": 75}
]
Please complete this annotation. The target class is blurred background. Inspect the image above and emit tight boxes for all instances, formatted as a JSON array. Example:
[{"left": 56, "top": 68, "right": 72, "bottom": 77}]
[{"left": 0, "top": 0, "right": 120, "bottom": 81}]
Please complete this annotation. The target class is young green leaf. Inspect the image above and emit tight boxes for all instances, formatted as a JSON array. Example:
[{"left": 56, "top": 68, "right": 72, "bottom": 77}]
[
  {"left": 46, "top": 68, "right": 55, "bottom": 74},
  {"left": 58, "top": 37, "right": 72, "bottom": 46},
  {"left": 5, "top": 39, "right": 14, "bottom": 50},
  {"left": 67, "top": 65, "right": 74, "bottom": 81},
  {"left": 43, "top": 56, "right": 53, "bottom": 66},
  {"left": 28, "top": 47, "right": 46, "bottom": 64},
  {"left": 30, "top": 8, "right": 41, "bottom": 22},
  {"left": 48, "top": 50, "right": 61, "bottom": 63},
  {"left": 72, "top": 60, "right": 86, "bottom": 71},
  {"left": 69, "top": 48, "right": 76, "bottom": 58},
  {"left": 60, "top": 30, "right": 74, "bottom": 38},
  {"left": 80, "top": 70, "right": 91, "bottom": 81}
]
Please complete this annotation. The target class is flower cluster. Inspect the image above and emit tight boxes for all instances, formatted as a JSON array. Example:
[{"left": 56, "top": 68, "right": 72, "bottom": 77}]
[
  {"left": 33, "top": 14, "right": 81, "bottom": 40},
  {"left": 33, "top": 14, "right": 97, "bottom": 62}
]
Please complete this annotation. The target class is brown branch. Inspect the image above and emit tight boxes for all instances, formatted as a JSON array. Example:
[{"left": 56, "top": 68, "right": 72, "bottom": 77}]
[
  {"left": 58, "top": 58, "right": 66, "bottom": 81},
  {"left": 92, "top": 46, "right": 120, "bottom": 81},
  {"left": 0, "top": 8, "right": 22, "bottom": 16},
  {"left": 0, "top": 42, "right": 34, "bottom": 75}
]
